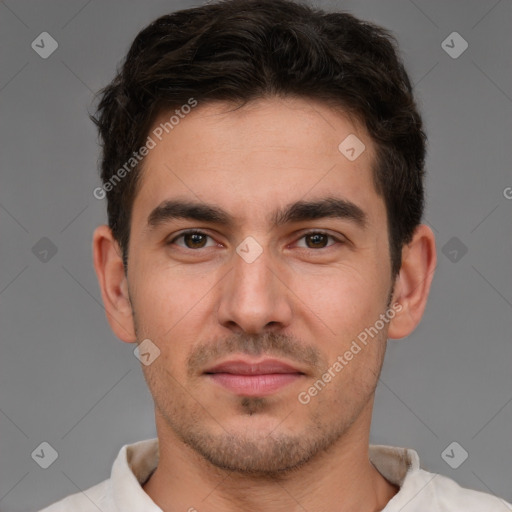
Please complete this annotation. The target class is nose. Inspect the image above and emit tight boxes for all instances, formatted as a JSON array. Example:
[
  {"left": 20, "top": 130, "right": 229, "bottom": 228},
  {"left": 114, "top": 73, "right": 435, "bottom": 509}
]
[{"left": 217, "top": 242, "right": 293, "bottom": 334}]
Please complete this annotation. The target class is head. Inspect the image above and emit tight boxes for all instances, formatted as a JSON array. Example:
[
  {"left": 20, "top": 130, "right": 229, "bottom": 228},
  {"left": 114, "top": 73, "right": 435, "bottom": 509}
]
[{"left": 93, "top": 0, "right": 436, "bottom": 476}]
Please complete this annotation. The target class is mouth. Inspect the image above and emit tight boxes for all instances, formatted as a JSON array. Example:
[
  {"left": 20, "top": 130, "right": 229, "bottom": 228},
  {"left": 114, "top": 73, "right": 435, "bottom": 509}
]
[{"left": 204, "top": 357, "right": 306, "bottom": 397}]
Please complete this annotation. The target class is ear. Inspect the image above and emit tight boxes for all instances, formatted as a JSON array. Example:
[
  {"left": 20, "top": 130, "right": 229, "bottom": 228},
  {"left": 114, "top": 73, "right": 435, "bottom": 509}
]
[
  {"left": 92, "top": 225, "right": 137, "bottom": 343},
  {"left": 387, "top": 224, "right": 437, "bottom": 340}
]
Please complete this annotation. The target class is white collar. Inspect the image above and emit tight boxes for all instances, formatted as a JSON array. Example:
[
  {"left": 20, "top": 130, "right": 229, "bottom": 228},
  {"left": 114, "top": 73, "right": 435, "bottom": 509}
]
[{"left": 110, "top": 438, "right": 421, "bottom": 510}]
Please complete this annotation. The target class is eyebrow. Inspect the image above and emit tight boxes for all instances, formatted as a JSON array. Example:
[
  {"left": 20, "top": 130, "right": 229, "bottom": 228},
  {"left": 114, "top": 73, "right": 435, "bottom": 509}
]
[
  {"left": 271, "top": 197, "right": 367, "bottom": 229},
  {"left": 146, "top": 197, "right": 367, "bottom": 231}
]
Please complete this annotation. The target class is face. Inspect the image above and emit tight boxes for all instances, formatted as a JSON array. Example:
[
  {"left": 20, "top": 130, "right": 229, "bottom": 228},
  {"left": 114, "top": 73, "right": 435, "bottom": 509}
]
[{"left": 124, "top": 97, "right": 397, "bottom": 475}]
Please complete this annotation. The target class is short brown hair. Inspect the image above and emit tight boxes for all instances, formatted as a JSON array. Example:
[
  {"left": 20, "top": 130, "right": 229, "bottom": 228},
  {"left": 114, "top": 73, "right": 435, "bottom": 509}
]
[{"left": 92, "top": 0, "right": 426, "bottom": 276}]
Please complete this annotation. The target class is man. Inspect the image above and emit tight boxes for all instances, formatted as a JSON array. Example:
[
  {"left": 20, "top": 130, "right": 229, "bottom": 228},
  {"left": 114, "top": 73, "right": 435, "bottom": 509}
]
[{"left": 41, "top": 0, "right": 510, "bottom": 510}]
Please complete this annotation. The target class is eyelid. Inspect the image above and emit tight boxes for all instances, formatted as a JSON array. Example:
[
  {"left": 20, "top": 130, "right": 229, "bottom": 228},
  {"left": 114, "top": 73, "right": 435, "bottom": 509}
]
[
  {"left": 292, "top": 229, "right": 346, "bottom": 249},
  {"left": 167, "top": 229, "right": 219, "bottom": 248},
  {"left": 166, "top": 228, "right": 347, "bottom": 249}
]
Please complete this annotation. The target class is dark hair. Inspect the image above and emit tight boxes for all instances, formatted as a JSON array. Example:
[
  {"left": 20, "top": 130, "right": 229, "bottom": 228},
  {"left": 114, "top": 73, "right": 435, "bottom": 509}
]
[{"left": 92, "top": 0, "right": 426, "bottom": 277}]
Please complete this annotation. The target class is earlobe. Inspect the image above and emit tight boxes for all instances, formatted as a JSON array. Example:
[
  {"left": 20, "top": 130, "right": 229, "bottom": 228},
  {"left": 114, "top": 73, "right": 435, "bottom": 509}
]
[
  {"left": 387, "top": 224, "right": 437, "bottom": 340},
  {"left": 92, "top": 225, "right": 137, "bottom": 343}
]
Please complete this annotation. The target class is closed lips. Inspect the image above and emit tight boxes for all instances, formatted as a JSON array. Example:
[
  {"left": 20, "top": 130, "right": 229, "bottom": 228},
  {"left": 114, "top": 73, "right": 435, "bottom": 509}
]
[{"left": 205, "top": 359, "right": 304, "bottom": 375}]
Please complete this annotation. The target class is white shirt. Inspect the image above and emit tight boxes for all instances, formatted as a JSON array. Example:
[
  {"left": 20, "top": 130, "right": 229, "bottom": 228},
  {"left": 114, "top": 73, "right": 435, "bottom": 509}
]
[{"left": 40, "top": 438, "right": 511, "bottom": 511}]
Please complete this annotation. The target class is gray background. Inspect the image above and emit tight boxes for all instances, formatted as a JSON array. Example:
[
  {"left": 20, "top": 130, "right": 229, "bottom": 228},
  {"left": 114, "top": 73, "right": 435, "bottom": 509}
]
[{"left": 1, "top": 0, "right": 511, "bottom": 510}]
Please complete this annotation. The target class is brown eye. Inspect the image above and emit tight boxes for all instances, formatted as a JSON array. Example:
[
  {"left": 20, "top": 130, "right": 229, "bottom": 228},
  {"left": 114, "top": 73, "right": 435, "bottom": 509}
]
[
  {"left": 305, "top": 233, "right": 329, "bottom": 248},
  {"left": 169, "top": 230, "right": 215, "bottom": 249},
  {"left": 296, "top": 232, "right": 341, "bottom": 249},
  {"left": 183, "top": 232, "right": 208, "bottom": 248}
]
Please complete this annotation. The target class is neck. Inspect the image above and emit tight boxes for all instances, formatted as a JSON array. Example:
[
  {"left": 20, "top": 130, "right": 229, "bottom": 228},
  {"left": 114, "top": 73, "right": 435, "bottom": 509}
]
[{"left": 143, "top": 403, "right": 398, "bottom": 512}]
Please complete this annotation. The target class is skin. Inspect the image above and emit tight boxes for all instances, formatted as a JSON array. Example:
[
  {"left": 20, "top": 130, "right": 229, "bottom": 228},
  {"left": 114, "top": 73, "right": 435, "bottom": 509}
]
[{"left": 93, "top": 97, "right": 436, "bottom": 512}]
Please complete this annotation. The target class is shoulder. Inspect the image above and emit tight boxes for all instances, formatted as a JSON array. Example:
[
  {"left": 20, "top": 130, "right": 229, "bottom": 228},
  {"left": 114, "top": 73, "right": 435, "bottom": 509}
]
[
  {"left": 429, "top": 470, "right": 511, "bottom": 510},
  {"left": 395, "top": 467, "right": 512, "bottom": 511},
  {"left": 37, "top": 438, "right": 159, "bottom": 512},
  {"left": 370, "top": 445, "right": 510, "bottom": 511},
  {"left": 38, "top": 479, "right": 113, "bottom": 512}
]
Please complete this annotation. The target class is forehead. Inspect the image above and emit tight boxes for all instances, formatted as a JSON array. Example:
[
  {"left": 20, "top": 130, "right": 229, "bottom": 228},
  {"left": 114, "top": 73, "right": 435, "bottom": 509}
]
[{"left": 133, "top": 97, "right": 383, "bottom": 226}]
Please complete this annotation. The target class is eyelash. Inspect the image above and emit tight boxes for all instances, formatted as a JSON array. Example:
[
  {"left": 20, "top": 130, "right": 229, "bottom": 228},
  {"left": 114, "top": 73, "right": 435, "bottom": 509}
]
[{"left": 167, "top": 229, "right": 344, "bottom": 250}]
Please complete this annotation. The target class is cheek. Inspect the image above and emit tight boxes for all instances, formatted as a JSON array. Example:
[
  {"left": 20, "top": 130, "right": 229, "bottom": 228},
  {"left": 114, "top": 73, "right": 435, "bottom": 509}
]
[
  {"left": 130, "top": 266, "right": 220, "bottom": 382},
  {"left": 131, "top": 261, "right": 218, "bottom": 334},
  {"left": 289, "top": 264, "right": 385, "bottom": 331}
]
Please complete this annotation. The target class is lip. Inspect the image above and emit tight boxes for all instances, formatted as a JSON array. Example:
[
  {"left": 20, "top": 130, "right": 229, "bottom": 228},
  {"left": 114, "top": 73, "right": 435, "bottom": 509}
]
[
  {"left": 204, "top": 357, "right": 305, "bottom": 397},
  {"left": 205, "top": 358, "right": 303, "bottom": 375}
]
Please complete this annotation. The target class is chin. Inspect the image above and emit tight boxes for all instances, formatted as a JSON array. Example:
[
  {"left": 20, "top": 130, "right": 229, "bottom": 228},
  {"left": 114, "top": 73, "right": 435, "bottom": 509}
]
[{"left": 185, "top": 431, "right": 321, "bottom": 477}]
